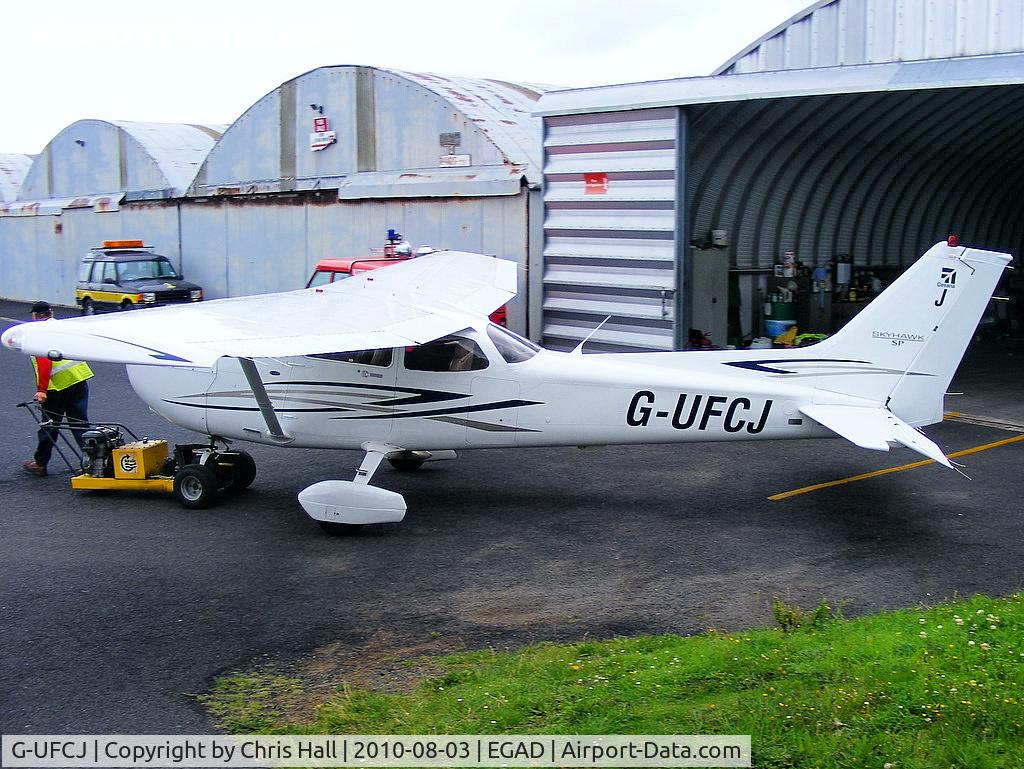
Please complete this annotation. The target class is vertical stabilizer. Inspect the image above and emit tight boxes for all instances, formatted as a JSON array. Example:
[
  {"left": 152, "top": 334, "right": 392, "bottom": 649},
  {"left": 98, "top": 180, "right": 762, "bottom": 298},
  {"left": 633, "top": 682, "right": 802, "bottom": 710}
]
[{"left": 810, "top": 241, "right": 1010, "bottom": 426}]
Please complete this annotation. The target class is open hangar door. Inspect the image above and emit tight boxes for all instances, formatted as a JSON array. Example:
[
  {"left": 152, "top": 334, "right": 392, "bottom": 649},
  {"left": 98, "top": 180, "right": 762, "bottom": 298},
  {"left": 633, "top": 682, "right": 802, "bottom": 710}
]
[
  {"left": 686, "top": 83, "right": 1024, "bottom": 345},
  {"left": 539, "top": 67, "right": 1024, "bottom": 353}
]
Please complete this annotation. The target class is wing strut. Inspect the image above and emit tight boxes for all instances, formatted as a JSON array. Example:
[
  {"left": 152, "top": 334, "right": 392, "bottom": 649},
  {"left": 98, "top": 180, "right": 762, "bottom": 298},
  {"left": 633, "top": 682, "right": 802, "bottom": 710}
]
[{"left": 237, "top": 357, "right": 293, "bottom": 444}]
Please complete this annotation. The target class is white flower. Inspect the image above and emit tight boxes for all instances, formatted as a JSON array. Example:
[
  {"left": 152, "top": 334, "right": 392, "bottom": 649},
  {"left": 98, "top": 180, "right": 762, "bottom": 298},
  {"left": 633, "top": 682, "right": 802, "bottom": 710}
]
[
  {"left": 980, "top": 643, "right": 991, "bottom": 651},
  {"left": 920, "top": 631, "right": 928, "bottom": 638}
]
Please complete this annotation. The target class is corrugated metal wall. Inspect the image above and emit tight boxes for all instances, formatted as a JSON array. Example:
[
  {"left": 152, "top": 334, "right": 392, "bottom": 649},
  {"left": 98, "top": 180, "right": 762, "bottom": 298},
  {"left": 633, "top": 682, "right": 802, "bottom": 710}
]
[
  {"left": 0, "top": 191, "right": 530, "bottom": 331},
  {"left": 1, "top": 66, "right": 542, "bottom": 335},
  {"left": 687, "top": 85, "right": 1024, "bottom": 270},
  {"left": 0, "top": 204, "right": 182, "bottom": 304},
  {"left": 191, "top": 66, "right": 542, "bottom": 196},
  {"left": 18, "top": 121, "right": 220, "bottom": 200},
  {"left": 179, "top": 192, "right": 529, "bottom": 328},
  {"left": 541, "top": 109, "right": 679, "bottom": 351},
  {"left": 718, "top": 0, "right": 1024, "bottom": 74}
]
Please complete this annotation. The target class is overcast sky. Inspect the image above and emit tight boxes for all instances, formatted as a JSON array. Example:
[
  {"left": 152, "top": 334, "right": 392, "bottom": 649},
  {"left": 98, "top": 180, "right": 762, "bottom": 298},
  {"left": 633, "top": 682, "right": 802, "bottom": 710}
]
[{"left": 3, "top": 0, "right": 811, "bottom": 155}]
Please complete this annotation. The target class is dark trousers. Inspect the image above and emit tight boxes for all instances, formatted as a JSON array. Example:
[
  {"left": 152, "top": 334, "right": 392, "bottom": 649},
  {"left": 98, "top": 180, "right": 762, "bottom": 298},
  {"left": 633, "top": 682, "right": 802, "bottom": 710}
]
[{"left": 35, "top": 380, "right": 90, "bottom": 467}]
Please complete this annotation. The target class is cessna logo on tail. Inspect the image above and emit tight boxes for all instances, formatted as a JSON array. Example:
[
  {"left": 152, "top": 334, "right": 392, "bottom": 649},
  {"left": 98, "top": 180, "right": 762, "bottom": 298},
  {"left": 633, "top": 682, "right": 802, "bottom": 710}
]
[{"left": 936, "top": 267, "right": 957, "bottom": 306}]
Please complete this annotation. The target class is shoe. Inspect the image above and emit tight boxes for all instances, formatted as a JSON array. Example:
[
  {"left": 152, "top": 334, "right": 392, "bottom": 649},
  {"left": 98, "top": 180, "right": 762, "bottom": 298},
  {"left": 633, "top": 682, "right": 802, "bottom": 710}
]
[{"left": 21, "top": 460, "right": 47, "bottom": 477}]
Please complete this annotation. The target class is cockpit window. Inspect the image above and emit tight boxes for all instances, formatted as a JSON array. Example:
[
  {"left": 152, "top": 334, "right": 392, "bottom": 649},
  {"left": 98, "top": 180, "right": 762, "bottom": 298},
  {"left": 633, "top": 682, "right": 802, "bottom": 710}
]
[
  {"left": 487, "top": 323, "right": 540, "bottom": 364},
  {"left": 404, "top": 336, "right": 489, "bottom": 372},
  {"left": 309, "top": 349, "right": 393, "bottom": 367}
]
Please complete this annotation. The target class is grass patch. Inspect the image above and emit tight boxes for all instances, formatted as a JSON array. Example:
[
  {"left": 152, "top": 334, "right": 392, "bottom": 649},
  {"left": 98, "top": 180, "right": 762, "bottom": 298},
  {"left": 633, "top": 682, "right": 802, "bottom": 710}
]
[{"left": 203, "top": 594, "right": 1024, "bottom": 768}]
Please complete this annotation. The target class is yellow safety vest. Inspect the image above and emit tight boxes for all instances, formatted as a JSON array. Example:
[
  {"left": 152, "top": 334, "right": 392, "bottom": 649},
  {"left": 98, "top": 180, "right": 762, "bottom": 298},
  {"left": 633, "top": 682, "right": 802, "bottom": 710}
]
[{"left": 31, "top": 356, "right": 94, "bottom": 392}]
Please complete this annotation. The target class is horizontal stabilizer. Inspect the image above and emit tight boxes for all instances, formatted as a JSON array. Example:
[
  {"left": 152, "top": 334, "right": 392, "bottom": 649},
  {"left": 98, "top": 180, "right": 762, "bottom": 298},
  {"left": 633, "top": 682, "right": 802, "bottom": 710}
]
[{"left": 800, "top": 404, "right": 952, "bottom": 468}]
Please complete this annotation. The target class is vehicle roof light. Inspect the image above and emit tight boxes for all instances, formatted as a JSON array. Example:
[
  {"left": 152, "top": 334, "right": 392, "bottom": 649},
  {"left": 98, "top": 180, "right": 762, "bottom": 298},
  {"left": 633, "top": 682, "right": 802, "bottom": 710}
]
[
  {"left": 102, "top": 239, "right": 145, "bottom": 248},
  {"left": 947, "top": 235, "right": 958, "bottom": 247}
]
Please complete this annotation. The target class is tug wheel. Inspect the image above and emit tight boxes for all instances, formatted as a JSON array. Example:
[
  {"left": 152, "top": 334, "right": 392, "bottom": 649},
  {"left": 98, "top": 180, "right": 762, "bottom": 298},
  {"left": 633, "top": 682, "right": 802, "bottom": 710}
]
[
  {"left": 173, "top": 463, "right": 219, "bottom": 509},
  {"left": 80, "top": 298, "right": 95, "bottom": 316},
  {"left": 224, "top": 451, "right": 257, "bottom": 491}
]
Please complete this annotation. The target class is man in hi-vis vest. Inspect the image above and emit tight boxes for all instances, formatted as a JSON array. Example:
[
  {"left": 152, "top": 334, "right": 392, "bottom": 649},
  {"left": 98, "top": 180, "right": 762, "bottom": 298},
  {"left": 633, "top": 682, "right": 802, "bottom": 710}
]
[{"left": 21, "top": 302, "right": 94, "bottom": 477}]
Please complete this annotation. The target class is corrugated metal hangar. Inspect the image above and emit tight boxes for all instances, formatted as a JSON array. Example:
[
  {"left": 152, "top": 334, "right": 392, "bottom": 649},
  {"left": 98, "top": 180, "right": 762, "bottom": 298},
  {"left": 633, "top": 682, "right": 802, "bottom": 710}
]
[
  {"left": 2, "top": 0, "right": 1023, "bottom": 348},
  {"left": 0, "top": 66, "right": 547, "bottom": 332},
  {"left": 536, "top": 0, "right": 1024, "bottom": 350}
]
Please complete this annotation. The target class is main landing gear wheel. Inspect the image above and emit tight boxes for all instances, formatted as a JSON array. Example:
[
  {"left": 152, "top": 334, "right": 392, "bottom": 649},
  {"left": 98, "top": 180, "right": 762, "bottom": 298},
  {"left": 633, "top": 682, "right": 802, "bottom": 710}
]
[
  {"left": 223, "top": 451, "right": 257, "bottom": 491},
  {"left": 80, "top": 298, "right": 94, "bottom": 316},
  {"left": 387, "top": 452, "right": 425, "bottom": 472},
  {"left": 173, "top": 463, "right": 219, "bottom": 509}
]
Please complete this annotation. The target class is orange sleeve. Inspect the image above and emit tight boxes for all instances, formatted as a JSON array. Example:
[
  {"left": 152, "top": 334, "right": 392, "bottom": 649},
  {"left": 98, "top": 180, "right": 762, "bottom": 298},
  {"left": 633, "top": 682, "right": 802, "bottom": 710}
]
[{"left": 35, "top": 357, "right": 52, "bottom": 392}]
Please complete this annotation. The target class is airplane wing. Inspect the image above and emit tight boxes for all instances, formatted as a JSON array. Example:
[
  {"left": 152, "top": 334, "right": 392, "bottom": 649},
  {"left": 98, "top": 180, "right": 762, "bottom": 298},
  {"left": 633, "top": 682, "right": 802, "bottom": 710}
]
[
  {"left": 800, "top": 404, "right": 952, "bottom": 468},
  {"left": 1, "top": 251, "right": 517, "bottom": 368}
]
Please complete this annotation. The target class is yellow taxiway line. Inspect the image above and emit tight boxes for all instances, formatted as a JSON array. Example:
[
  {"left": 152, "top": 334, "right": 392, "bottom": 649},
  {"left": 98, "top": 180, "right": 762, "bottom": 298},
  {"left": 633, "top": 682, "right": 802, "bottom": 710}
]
[{"left": 769, "top": 429, "right": 1024, "bottom": 502}]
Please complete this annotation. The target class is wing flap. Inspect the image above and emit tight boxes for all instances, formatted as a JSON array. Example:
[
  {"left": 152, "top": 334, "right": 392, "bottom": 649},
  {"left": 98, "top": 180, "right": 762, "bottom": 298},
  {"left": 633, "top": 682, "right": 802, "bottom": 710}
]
[
  {"left": 1, "top": 251, "right": 517, "bottom": 368},
  {"left": 800, "top": 404, "right": 952, "bottom": 468}
]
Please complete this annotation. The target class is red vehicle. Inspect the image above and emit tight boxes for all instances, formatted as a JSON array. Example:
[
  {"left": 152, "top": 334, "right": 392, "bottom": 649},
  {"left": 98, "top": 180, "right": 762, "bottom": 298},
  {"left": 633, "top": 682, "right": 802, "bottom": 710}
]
[{"left": 305, "top": 233, "right": 508, "bottom": 326}]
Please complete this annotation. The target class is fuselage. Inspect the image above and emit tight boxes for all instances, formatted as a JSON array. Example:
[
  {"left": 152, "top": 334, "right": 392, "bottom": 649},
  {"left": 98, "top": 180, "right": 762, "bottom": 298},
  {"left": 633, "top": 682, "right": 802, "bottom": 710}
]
[{"left": 127, "top": 322, "right": 862, "bottom": 452}]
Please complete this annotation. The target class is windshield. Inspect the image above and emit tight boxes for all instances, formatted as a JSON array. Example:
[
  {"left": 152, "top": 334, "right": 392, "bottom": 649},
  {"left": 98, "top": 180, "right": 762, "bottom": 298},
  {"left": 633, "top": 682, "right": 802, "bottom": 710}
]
[
  {"left": 117, "top": 259, "right": 179, "bottom": 281},
  {"left": 404, "top": 335, "right": 489, "bottom": 372},
  {"left": 306, "top": 270, "right": 337, "bottom": 288},
  {"left": 487, "top": 323, "right": 540, "bottom": 364}
]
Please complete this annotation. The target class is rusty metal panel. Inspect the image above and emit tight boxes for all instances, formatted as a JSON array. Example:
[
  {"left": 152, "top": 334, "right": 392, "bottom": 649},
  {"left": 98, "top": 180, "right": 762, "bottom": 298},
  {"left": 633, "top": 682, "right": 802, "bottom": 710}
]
[
  {"left": 1, "top": 194, "right": 124, "bottom": 217},
  {"left": 192, "top": 66, "right": 549, "bottom": 197},
  {"left": 388, "top": 68, "right": 546, "bottom": 180},
  {"left": 541, "top": 109, "right": 678, "bottom": 351},
  {"left": 337, "top": 167, "right": 525, "bottom": 198}
]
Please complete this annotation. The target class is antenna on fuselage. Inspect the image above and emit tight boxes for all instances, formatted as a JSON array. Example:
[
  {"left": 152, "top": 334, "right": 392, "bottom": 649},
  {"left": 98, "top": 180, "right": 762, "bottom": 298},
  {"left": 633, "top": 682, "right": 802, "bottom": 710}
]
[{"left": 571, "top": 316, "right": 612, "bottom": 355}]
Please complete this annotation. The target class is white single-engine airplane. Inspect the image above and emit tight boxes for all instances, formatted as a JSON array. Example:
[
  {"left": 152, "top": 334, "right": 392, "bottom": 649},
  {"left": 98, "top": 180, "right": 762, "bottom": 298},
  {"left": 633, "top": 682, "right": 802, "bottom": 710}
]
[{"left": 1, "top": 240, "right": 1011, "bottom": 532}]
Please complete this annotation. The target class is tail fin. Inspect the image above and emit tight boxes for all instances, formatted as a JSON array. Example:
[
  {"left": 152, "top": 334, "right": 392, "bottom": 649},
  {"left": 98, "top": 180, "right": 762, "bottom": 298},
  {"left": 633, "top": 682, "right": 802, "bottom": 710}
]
[{"left": 811, "top": 241, "right": 1011, "bottom": 426}]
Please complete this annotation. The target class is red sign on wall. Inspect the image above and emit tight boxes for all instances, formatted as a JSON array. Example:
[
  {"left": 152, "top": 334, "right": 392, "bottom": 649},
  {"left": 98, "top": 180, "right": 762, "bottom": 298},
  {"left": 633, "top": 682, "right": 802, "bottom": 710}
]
[
  {"left": 584, "top": 172, "right": 608, "bottom": 195},
  {"left": 313, "top": 117, "right": 329, "bottom": 132}
]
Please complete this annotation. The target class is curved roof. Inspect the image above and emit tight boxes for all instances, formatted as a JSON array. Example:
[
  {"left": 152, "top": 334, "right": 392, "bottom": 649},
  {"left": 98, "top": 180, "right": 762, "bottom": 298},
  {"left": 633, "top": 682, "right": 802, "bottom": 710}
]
[
  {"left": 190, "top": 65, "right": 554, "bottom": 196},
  {"left": 686, "top": 82, "right": 1024, "bottom": 269},
  {"left": 0, "top": 154, "right": 33, "bottom": 203},
  {"left": 387, "top": 68, "right": 548, "bottom": 174},
  {"left": 716, "top": 0, "right": 1024, "bottom": 75},
  {"left": 19, "top": 120, "right": 225, "bottom": 201}
]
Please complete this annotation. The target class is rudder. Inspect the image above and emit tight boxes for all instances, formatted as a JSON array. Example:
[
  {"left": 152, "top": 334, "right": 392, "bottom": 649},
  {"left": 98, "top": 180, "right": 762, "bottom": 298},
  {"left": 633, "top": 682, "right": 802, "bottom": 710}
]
[{"left": 809, "top": 241, "right": 1011, "bottom": 426}]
